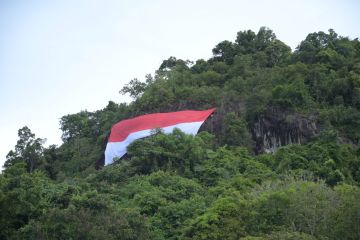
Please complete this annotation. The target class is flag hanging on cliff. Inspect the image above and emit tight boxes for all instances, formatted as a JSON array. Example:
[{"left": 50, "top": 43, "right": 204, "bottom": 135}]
[{"left": 105, "top": 108, "right": 215, "bottom": 165}]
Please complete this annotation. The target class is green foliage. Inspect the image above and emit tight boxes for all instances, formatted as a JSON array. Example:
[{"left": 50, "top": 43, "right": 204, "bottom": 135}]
[
  {"left": 18, "top": 207, "right": 152, "bottom": 240},
  {"left": 222, "top": 112, "right": 253, "bottom": 149},
  {"left": 4, "top": 126, "right": 44, "bottom": 173},
  {"left": 0, "top": 164, "right": 52, "bottom": 238},
  {"left": 271, "top": 83, "right": 310, "bottom": 108},
  {"left": 333, "top": 184, "right": 360, "bottom": 240},
  {"left": 120, "top": 77, "right": 152, "bottom": 99},
  {"left": 183, "top": 196, "right": 248, "bottom": 239},
  {"left": 212, "top": 40, "right": 237, "bottom": 65},
  {"left": 127, "top": 129, "right": 212, "bottom": 177},
  {"left": 268, "top": 141, "right": 359, "bottom": 186},
  {"left": 117, "top": 171, "right": 207, "bottom": 239},
  {"left": 243, "top": 231, "right": 317, "bottom": 240},
  {"left": 2, "top": 27, "right": 360, "bottom": 239}
]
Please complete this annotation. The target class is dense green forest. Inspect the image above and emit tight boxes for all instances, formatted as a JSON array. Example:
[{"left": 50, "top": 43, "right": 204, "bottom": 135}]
[{"left": 2, "top": 27, "right": 360, "bottom": 239}]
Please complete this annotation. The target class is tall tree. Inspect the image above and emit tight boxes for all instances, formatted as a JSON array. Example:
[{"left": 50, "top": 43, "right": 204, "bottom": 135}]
[{"left": 4, "top": 126, "right": 44, "bottom": 173}]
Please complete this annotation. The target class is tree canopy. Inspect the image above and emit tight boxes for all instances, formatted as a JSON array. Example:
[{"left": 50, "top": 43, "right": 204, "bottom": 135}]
[{"left": 2, "top": 27, "right": 360, "bottom": 239}]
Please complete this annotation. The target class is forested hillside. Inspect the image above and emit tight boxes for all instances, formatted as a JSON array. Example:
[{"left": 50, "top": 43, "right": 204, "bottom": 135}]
[{"left": 1, "top": 27, "right": 360, "bottom": 239}]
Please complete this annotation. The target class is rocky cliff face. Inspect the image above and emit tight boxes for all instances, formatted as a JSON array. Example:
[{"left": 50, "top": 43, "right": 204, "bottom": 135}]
[
  {"left": 132, "top": 104, "right": 320, "bottom": 155},
  {"left": 251, "top": 106, "right": 319, "bottom": 153}
]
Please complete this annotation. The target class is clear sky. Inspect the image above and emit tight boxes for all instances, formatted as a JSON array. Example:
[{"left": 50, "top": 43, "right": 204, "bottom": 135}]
[{"left": 0, "top": 0, "right": 359, "bottom": 168}]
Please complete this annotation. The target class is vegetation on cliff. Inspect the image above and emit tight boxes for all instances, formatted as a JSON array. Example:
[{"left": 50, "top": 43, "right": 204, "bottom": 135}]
[{"left": 1, "top": 27, "right": 360, "bottom": 239}]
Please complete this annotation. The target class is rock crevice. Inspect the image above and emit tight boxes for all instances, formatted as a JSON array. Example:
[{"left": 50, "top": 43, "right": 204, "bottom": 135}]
[{"left": 251, "top": 106, "right": 319, "bottom": 153}]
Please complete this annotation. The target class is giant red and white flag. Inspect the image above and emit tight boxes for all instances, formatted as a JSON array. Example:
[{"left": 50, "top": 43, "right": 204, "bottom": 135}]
[{"left": 105, "top": 108, "right": 215, "bottom": 165}]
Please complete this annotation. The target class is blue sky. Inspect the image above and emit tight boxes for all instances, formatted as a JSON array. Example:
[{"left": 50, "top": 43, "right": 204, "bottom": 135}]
[{"left": 1, "top": 0, "right": 359, "bottom": 168}]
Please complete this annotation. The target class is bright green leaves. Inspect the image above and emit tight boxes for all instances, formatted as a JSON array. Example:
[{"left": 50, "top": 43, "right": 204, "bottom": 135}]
[
  {"left": 0, "top": 166, "right": 52, "bottom": 238},
  {"left": 223, "top": 112, "right": 253, "bottom": 149},
  {"left": 268, "top": 142, "right": 359, "bottom": 186},
  {"left": 118, "top": 171, "right": 207, "bottom": 240},
  {"left": 184, "top": 196, "right": 248, "bottom": 240},
  {"left": 127, "top": 129, "right": 211, "bottom": 176}
]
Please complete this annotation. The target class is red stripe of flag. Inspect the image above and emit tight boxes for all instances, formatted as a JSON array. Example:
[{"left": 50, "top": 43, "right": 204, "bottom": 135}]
[{"left": 108, "top": 108, "right": 215, "bottom": 142}]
